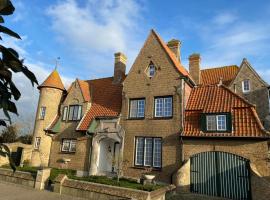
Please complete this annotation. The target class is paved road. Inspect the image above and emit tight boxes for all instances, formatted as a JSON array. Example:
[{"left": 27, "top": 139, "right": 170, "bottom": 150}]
[{"left": 0, "top": 181, "right": 85, "bottom": 200}]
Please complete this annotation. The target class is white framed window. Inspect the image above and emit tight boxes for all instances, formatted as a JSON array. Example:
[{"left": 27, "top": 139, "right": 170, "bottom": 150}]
[
  {"left": 34, "top": 137, "right": 41, "bottom": 150},
  {"left": 62, "top": 106, "right": 68, "bottom": 121},
  {"left": 154, "top": 96, "right": 173, "bottom": 118},
  {"left": 129, "top": 99, "right": 145, "bottom": 118},
  {"left": 68, "top": 105, "right": 82, "bottom": 121},
  {"left": 206, "top": 115, "right": 227, "bottom": 131},
  {"left": 39, "top": 106, "right": 46, "bottom": 120},
  {"left": 206, "top": 115, "right": 216, "bottom": 131},
  {"left": 61, "top": 139, "right": 77, "bottom": 152},
  {"left": 242, "top": 79, "right": 250, "bottom": 93},
  {"left": 135, "top": 137, "right": 162, "bottom": 168},
  {"left": 217, "top": 115, "right": 226, "bottom": 131}
]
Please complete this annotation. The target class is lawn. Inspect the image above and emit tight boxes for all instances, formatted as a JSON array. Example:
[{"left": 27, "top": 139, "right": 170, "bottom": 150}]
[
  {"left": 1, "top": 165, "right": 38, "bottom": 174},
  {"left": 1, "top": 165, "right": 163, "bottom": 191},
  {"left": 69, "top": 175, "right": 163, "bottom": 191}
]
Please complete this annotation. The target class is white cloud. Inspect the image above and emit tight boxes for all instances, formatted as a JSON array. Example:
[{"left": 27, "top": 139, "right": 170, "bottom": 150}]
[
  {"left": 213, "top": 12, "right": 237, "bottom": 26},
  {"left": 46, "top": 0, "right": 144, "bottom": 76},
  {"left": 0, "top": 37, "right": 73, "bottom": 129},
  {"left": 194, "top": 13, "right": 270, "bottom": 84},
  {"left": 47, "top": 0, "right": 141, "bottom": 53}
]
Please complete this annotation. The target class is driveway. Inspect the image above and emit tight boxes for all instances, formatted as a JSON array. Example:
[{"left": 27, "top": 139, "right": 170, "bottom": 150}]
[{"left": 0, "top": 181, "right": 85, "bottom": 200}]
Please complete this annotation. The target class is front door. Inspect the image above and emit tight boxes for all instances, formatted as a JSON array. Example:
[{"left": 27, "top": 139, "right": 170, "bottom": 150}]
[{"left": 190, "top": 151, "right": 251, "bottom": 200}]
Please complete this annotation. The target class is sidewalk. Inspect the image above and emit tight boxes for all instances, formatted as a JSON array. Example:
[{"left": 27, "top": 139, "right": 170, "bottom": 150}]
[{"left": 0, "top": 181, "right": 85, "bottom": 200}]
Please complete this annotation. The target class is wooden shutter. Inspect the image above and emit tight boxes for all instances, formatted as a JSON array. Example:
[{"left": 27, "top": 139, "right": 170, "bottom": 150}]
[
  {"left": 226, "top": 113, "right": 232, "bottom": 132},
  {"left": 199, "top": 113, "right": 207, "bottom": 132}
]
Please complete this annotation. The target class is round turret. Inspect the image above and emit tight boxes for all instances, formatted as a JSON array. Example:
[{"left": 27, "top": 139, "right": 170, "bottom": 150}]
[{"left": 30, "top": 70, "right": 65, "bottom": 167}]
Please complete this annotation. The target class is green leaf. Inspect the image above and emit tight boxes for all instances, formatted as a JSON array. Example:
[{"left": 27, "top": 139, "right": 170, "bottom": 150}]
[
  {"left": 7, "top": 100, "right": 18, "bottom": 115},
  {"left": 0, "top": 16, "right": 4, "bottom": 23},
  {"left": 0, "top": 68, "right": 11, "bottom": 81},
  {"left": 22, "top": 66, "right": 38, "bottom": 86},
  {"left": 7, "top": 48, "right": 19, "bottom": 58},
  {"left": 10, "top": 81, "right": 21, "bottom": 100},
  {"left": 0, "top": 0, "right": 15, "bottom": 15},
  {"left": 0, "top": 119, "right": 6, "bottom": 126},
  {"left": 0, "top": 25, "right": 21, "bottom": 39}
]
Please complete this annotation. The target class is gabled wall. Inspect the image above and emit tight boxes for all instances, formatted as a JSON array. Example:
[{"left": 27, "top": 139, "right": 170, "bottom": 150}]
[
  {"left": 49, "top": 80, "right": 91, "bottom": 174},
  {"left": 230, "top": 61, "right": 270, "bottom": 128},
  {"left": 121, "top": 31, "right": 189, "bottom": 183}
]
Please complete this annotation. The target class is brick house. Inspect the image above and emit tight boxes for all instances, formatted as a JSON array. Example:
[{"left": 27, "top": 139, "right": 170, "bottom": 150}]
[
  {"left": 190, "top": 55, "right": 270, "bottom": 129},
  {"left": 30, "top": 29, "right": 269, "bottom": 199}
]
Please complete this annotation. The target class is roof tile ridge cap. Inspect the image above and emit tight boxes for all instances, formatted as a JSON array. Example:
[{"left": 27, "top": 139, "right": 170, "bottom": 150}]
[
  {"left": 83, "top": 76, "right": 113, "bottom": 82},
  {"left": 76, "top": 103, "right": 93, "bottom": 131},
  {"left": 151, "top": 29, "right": 189, "bottom": 76},
  {"left": 250, "top": 107, "right": 267, "bottom": 133},
  {"left": 219, "top": 85, "right": 256, "bottom": 107},
  {"left": 201, "top": 65, "right": 239, "bottom": 71}
]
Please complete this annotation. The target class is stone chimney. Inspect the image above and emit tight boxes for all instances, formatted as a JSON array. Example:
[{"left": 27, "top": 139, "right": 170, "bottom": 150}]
[
  {"left": 113, "top": 52, "right": 127, "bottom": 84},
  {"left": 167, "top": 39, "right": 181, "bottom": 62},
  {"left": 189, "top": 53, "right": 201, "bottom": 85}
]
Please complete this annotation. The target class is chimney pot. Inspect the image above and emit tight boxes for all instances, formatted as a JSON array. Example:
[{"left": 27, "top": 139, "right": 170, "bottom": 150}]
[
  {"left": 189, "top": 53, "right": 201, "bottom": 85},
  {"left": 113, "top": 52, "right": 127, "bottom": 84},
  {"left": 167, "top": 39, "right": 181, "bottom": 62}
]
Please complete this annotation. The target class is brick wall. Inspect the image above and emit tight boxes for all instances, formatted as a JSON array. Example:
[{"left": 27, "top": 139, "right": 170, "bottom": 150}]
[
  {"left": 182, "top": 138, "right": 270, "bottom": 177},
  {"left": 48, "top": 80, "right": 91, "bottom": 172},
  {"left": 230, "top": 62, "right": 270, "bottom": 128},
  {"left": 121, "top": 31, "right": 187, "bottom": 183}
]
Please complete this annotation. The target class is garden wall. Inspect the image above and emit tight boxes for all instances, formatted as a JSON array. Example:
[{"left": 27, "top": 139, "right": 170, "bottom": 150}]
[
  {"left": 0, "top": 168, "right": 51, "bottom": 190},
  {"left": 0, "top": 168, "right": 36, "bottom": 187},
  {"left": 54, "top": 174, "right": 175, "bottom": 200}
]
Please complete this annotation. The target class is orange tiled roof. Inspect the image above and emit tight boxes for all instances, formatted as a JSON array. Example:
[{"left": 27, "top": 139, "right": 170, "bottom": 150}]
[
  {"left": 77, "top": 79, "right": 90, "bottom": 102},
  {"left": 183, "top": 85, "right": 267, "bottom": 137},
  {"left": 77, "top": 77, "right": 123, "bottom": 131},
  {"left": 151, "top": 30, "right": 190, "bottom": 78},
  {"left": 38, "top": 70, "right": 65, "bottom": 91},
  {"left": 201, "top": 65, "right": 239, "bottom": 86}
]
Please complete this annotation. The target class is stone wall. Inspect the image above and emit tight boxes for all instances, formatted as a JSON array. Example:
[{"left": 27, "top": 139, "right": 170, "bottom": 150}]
[
  {"left": 0, "top": 142, "right": 32, "bottom": 167},
  {"left": 54, "top": 174, "right": 175, "bottom": 200},
  {"left": 0, "top": 168, "right": 36, "bottom": 187},
  {"left": 121, "top": 31, "right": 187, "bottom": 183}
]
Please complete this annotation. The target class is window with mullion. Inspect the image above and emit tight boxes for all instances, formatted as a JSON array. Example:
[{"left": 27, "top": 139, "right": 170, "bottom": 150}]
[
  {"left": 61, "top": 139, "right": 76, "bottom": 152},
  {"left": 129, "top": 99, "right": 145, "bottom": 119},
  {"left": 155, "top": 96, "right": 172, "bottom": 118},
  {"left": 135, "top": 137, "right": 162, "bottom": 168},
  {"left": 206, "top": 114, "right": 227, "bottom": 131},
  {"left": 68, "top": 105, "right": 82, "bottom": 121}
]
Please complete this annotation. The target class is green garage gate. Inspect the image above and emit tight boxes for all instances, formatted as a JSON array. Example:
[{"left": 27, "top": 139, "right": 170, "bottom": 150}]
[{"left": 190, "top": 151, "right": 251, "bottom": 200}]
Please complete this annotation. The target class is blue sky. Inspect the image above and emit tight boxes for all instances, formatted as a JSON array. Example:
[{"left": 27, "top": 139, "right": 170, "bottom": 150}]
[{"left": 3, "top": 0, "right": 270, "bottom": 126}]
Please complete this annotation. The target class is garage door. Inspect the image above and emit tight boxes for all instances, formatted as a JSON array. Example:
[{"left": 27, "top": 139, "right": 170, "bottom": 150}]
[{"left": 190, "top": 151, "right": 251, "bottom": 200}]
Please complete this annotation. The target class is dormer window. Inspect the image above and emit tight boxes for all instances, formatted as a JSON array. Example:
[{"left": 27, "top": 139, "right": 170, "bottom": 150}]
[
  {"left": 201, "top": 113, "right": 232, "bottom": 132},
  {"left": 242, "top": 79, "right": 250, "bottom": 93},
  {"left": 68, "top": 105, "right": 82, "bottom": 121}
]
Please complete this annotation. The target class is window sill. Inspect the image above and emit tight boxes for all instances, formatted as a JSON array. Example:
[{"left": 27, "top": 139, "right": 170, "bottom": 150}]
[
  {"left": 59, "top": 151, "right": 76, "bottom": 154},
  {"left": 127, "top": 117, "right": 145, "bottom": 120},
  {"left": 132, "top": 166, "right": 162, "bottom": 171},
  {"left": 33, "top": 149, "right": 40, "bottom": 152},
  {"left": 153, "top": 116, "right": 173, "bottom": 120}
]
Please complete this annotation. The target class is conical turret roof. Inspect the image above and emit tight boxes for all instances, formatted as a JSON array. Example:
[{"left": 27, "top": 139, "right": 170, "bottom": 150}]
[{"left": 38, "top": 69, "right": 65, "bottom": 91}]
